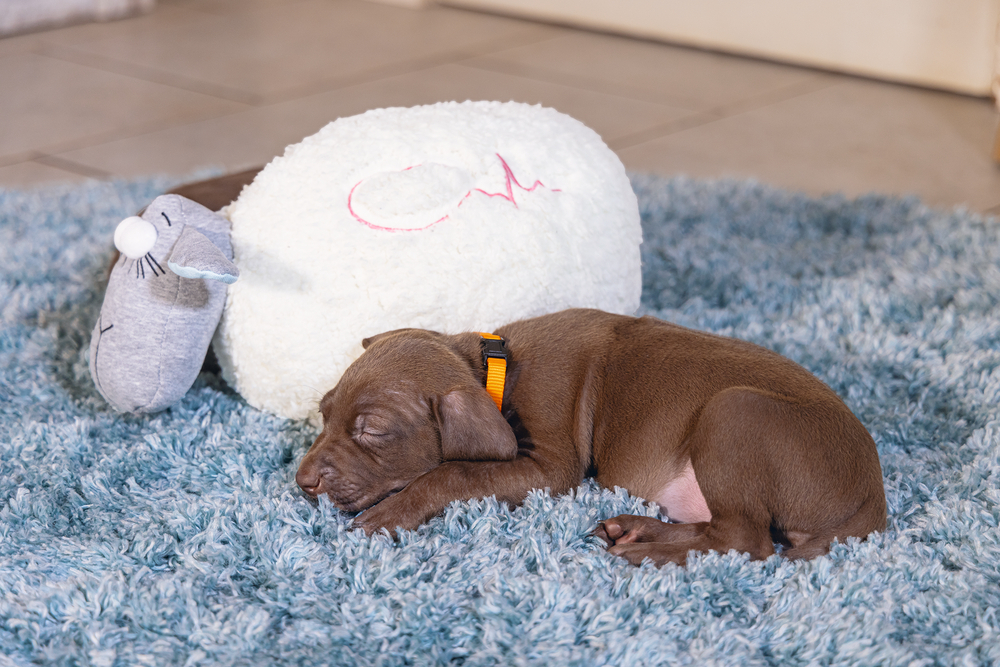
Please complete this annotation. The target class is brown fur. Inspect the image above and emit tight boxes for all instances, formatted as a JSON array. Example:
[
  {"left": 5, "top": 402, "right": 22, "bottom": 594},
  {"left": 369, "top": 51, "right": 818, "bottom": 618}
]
[{"left": 297, "top": 309, "right": 887, "bottom": 567}]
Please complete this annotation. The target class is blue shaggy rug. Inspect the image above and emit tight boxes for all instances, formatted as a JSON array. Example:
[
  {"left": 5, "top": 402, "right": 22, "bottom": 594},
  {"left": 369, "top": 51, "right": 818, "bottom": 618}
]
[{"left": 1, "top": 173, "right": 998, "bottom": 666}]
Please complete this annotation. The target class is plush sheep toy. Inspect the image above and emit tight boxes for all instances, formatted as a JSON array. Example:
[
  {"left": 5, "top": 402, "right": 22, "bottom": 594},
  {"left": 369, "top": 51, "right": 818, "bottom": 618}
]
[{"left": 91, "top": 100, "right": 642, "bottom": 422}]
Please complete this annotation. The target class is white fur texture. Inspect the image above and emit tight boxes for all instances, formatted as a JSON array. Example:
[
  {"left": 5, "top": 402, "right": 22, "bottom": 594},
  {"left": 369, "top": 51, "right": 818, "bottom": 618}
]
[{"left": 215, "top": 101, "right": 641, "bottom": 421}]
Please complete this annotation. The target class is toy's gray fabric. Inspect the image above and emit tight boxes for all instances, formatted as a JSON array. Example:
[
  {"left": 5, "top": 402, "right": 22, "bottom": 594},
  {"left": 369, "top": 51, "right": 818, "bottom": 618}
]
[
  {"left": 168, "top": 226, "right": 238, "bottom": 284},
  {"left": 89, "top": 194, "right": 239, "bottom": 413}
]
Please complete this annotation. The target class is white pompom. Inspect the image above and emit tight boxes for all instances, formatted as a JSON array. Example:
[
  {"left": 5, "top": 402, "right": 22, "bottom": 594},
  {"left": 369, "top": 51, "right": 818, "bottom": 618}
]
[{"left": 114, "top": 216, "right": 158, "bottom": 259}]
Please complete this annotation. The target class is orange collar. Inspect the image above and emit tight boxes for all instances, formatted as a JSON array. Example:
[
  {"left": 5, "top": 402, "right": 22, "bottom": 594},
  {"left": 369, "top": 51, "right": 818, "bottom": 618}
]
[{"left": 479, "top": 333, "right": 508, "bottom": 411}]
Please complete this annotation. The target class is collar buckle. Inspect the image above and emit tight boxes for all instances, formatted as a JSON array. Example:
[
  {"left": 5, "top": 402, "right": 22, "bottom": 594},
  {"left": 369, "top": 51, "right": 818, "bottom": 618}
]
[{"left": 479, "top": 333, "right": 508, "bottom": 411}]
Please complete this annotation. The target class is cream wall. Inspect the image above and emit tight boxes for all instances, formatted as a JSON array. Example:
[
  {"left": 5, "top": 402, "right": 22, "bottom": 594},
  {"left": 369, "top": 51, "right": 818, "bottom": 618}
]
[{"left": 442, "top": 0, "right": 1000, "bottom": 99}]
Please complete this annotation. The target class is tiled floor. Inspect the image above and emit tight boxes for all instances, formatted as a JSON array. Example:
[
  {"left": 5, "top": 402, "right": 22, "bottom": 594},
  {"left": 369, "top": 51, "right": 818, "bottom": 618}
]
[{"left": 3, "top": 0, "right": 999, "bottom": 213}]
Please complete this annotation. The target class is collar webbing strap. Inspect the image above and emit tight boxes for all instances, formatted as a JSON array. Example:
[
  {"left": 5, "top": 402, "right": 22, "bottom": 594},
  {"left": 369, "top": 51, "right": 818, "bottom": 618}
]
[{"left": 479, "top": 333, "right": 508, "bottom": 411}]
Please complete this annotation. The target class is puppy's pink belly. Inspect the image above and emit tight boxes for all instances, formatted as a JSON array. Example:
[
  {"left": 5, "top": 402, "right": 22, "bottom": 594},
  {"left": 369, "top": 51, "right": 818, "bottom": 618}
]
[{"left": 653, "top": 460, "right": 711, "bottom": 523}]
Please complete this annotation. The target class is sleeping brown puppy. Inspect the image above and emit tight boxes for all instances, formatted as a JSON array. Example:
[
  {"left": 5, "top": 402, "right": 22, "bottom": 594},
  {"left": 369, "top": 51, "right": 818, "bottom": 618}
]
[{"left": 296, "top": 308, "right": 886, "bottom": 566}]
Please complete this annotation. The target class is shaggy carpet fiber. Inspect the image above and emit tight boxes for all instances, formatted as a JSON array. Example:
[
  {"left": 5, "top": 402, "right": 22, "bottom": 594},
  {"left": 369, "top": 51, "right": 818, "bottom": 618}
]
[{"left": 1, "top": 174, "right": 998, "bottom": 666}]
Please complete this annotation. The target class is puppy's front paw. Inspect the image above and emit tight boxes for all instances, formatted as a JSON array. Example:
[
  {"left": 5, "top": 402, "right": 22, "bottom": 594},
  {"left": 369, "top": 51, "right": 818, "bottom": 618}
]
[
  {"left": 352, "top": 493, "right": 422, "bottom": 537},
  {"left": 351, "top": 510, "right": 394, "bottom": 537}
]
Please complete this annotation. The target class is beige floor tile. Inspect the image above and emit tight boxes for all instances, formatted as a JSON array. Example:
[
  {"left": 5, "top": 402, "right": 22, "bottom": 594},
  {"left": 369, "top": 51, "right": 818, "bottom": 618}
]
[
  {"left": 0, "top": 160, "right": 98, "bottom": 189},
  {"left": 14, "top": 3, "right": 208, "bottom": 48},
  {"left": 617, "top": 79, "right": 1000, "bottom": 212},
  {"left": 322, "top": 62, "right": 690, "bottom": 143},
  {"left": 0, "top": 51, "right": 247, "bottom": 163},
  {"left": 464, "top": 31, "right": 822, "bottom": 110},
  {"left": 0, "top": 31, "right": 44, "bottom": 58},
  {"left": 52, "top": 101, "right": 334, "bottom": 178},
  {"left": 54, "top": 62, "right": 689, "bottom": 177},
  {"left": 46, "top": 0, "right": 563, "bottom": 104},
  {"left": 158, "top": 0, "right": 315, "bottom": 14},
  {"left": 4, "top": 0, "right": 997, "bottom": 213}
]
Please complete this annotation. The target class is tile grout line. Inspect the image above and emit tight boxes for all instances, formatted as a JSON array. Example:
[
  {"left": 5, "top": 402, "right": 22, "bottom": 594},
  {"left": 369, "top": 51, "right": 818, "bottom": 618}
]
[
  {"left": 0, "top": 109, "right": 249, "bottom": 171},
  {"left": 0, "top": 151, "right": 51, "bottom": 172},
  {"left": 35, "top": 42, "right": 265, "bottom": 106},
  {"left": 32, "top": 155, "right": 114, "bottom": 180},
  {"left": 260, "top": 26, "right": 566, "bottom": 106},
  {"left": 262, "top": 53, "right": 475, "bottom": 107},
  {"left": 459, "top": 56, "right": 702, "bottom": 111},
  {"left": 607, "top": 75, "right": 841, "bottom": 150},
  {"left": 155, "top": 0, "right": 316, "bottom": 19},
  {"left": 2, "top": 27, "right": 566, "bottom": 174},
  {"left": 30, "top": 23, "right": 563, "bottom": 110}
]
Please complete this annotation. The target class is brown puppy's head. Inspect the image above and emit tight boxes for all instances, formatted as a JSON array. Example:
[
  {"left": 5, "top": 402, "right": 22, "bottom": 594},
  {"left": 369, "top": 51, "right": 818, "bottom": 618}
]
[{"left": 295, "top": 329, "right": 517, "bottom": 510}]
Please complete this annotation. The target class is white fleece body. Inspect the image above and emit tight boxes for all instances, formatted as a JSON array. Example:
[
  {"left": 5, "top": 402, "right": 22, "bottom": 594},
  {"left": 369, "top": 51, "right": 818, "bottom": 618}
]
[{"left": 216, "top": 101, "right": 641, "bottom": 421}]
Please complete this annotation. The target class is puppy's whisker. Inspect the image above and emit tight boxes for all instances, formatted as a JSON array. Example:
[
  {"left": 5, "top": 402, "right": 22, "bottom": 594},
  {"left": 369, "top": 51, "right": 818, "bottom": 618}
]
[{"left": 285, "top": 381, "right": 330, "bottom": 406}]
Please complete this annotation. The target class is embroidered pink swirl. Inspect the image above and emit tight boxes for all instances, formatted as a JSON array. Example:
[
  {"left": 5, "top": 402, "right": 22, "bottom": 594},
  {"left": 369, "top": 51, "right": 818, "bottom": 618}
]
[{"left": 347, "top": 154, "right": 560, "bottom": 232}]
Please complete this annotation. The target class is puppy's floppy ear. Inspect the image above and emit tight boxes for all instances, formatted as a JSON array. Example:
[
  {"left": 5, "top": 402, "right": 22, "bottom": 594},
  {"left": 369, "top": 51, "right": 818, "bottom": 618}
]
[{"left": 434, "top": 388, "right": 517, "bottom": 461}]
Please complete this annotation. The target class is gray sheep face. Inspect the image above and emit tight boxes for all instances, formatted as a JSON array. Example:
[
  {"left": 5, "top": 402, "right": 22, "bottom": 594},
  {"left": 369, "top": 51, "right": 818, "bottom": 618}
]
[{"left": 89, "top": 194, "right": 239, "bottom": 413}]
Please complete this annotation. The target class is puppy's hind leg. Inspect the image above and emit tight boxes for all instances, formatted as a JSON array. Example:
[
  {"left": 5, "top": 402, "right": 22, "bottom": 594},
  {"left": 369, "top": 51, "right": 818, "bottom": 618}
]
[
  {"left": 599, "top": 387, "right": 789, "bottom": 566},
  {"left": 779, "top": 493, "right": 886, "bottom": 560},
  {"left": 595, "top": 516, "right": 713, "bottom": 567}
]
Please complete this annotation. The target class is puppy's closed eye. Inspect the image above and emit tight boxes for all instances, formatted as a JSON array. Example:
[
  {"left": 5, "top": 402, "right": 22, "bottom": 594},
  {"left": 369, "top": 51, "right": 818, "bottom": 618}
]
[
  {"left": 352, "top": 415, "right": 399, "bottom": 445},
  {"left": 357, "top": 423, "right": 388, "bottom": 437}
]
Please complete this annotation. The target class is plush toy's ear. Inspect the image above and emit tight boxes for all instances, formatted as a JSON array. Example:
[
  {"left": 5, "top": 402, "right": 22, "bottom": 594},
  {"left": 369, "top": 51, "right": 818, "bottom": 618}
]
[
  {"left": 434, "top": 387, "right": 517, "bottom": 461},
  {"left": 167, "top": 226, "right": 240, "bottom": 284}
]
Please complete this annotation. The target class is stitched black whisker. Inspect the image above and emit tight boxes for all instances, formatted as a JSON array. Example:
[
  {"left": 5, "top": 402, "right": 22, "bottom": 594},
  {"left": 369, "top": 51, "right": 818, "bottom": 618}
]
[
  {"left": 146, "top": 252, "right": 164, "bottom": 275},
  {"left": 162, "top": 212, "right": 171, "bottom": 226},
  {"left": 139, "top": 258, "right": 145, "bottom": 279},
  {"left": 100, "top": 324, "right": 114, "bottom": 334}
]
